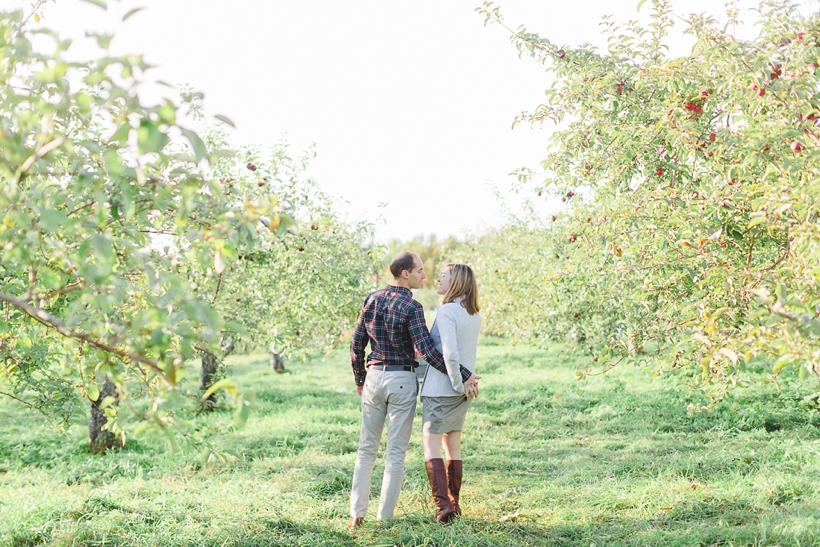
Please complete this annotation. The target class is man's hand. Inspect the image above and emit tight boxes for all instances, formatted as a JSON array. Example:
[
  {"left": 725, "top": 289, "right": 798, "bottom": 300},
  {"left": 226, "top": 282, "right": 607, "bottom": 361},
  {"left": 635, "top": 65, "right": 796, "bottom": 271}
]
[{"left": 357, "top": 385, "right": 363, "bottom": 396}]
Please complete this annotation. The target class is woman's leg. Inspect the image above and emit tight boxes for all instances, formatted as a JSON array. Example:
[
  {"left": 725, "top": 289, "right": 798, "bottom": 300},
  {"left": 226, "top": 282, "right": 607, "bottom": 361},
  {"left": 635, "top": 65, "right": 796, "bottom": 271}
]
[
  {"left": 442, "top": 431, "right": 463, "bottom": 515},
  {"left": 422, "top": 431, "right": 444, "bottom": 461},
  {"left": 442, "top": 431, "right": 461, "bottom": 461}
]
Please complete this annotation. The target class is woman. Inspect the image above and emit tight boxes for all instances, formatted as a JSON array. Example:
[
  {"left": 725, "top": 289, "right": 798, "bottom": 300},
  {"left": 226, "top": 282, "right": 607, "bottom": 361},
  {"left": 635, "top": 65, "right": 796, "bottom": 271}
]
[{"left": 421, "top": 263, "right": 481, "bottom": 523}]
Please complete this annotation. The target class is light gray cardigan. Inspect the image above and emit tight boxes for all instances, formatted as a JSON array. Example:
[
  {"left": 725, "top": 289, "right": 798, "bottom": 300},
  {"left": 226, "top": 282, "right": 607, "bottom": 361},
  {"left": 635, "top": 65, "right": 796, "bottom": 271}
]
[{"left": 421, "top": 297, "right": 481, "bottom": 397}]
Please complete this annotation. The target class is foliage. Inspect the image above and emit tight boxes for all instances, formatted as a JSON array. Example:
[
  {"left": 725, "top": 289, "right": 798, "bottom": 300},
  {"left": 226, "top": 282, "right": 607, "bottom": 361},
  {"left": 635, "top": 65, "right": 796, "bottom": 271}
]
[
  {"left": 0, "top": 2, "right": 376, "bottom": 441},
  {"left": 384, "top": 234, "right": 461, "bottom": 289},
  {"left": 476, "top": 0, "right": 820, "bottom": 403},
  {"left": 1, "top": 341, "right": 819, "bottom": 546},
  {"left": 202, "top": 130, "right": 381, "bottom": 361}
]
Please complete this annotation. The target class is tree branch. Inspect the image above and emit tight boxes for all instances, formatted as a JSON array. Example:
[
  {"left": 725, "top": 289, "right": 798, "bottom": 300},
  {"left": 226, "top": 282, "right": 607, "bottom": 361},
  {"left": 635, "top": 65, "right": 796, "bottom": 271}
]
[
  {"left": 0, "top": 291, "right": 171, "bottom": 387},
  {"left": 0, "top": 390, "right": 50, "bottom": 418}
]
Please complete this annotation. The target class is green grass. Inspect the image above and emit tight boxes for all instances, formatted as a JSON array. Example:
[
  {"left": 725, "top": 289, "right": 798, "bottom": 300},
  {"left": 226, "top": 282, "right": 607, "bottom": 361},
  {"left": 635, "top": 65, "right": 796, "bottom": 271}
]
[{"left": 2, "top": 339, "right": 820, "bottom": 546}]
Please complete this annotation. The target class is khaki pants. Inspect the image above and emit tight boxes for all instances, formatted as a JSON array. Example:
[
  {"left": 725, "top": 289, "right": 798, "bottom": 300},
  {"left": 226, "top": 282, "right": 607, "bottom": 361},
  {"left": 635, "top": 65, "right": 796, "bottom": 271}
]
[{"left": 350, "top": 368, "right": 418, "bottom": 520}]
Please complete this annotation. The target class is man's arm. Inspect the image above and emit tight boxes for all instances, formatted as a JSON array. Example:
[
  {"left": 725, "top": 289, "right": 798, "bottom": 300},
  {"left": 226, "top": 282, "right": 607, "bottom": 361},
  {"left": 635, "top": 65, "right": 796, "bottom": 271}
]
[
  {"left": 350, "top": 299, "right": 369, "bottom": 388},
  {"left": 408, "top": 305, "right": 472, "bottom": 383}
]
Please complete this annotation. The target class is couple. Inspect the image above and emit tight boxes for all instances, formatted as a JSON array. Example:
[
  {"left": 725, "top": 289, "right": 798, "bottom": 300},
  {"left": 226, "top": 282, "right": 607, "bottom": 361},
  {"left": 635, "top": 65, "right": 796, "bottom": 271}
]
[{"left": 348, "top": 251, "right": 481, "bottom": 528}]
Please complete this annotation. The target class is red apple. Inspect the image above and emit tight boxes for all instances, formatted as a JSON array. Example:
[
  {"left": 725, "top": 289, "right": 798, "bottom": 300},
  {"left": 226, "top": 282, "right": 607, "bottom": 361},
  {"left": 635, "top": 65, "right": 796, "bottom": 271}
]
[
  {"left": 655, "top": 167, "right": 664, "bottom": 176},
  {"left": 557, "top": 49, "right": 566, "bottom": 59},
  {"left": 709, "top": 133, "right": 716, "bottom": 142},
  {"left": 684, "top": 102, "right": 696, "bottom": 111},
  {"left": 694, "top": 105, "right": 703, "bottom": 113},
  {"left": 758, "top": 87, "right": 766, "bottom": 97},
  {"left": 791, "top": 140, "right": 803, "bottom": 152},
  {"left": 616, "top": 85, "right": 623, "bottom": 95},
  {"left": 551, "top": 215, "right": 557, "bottom": 222}
]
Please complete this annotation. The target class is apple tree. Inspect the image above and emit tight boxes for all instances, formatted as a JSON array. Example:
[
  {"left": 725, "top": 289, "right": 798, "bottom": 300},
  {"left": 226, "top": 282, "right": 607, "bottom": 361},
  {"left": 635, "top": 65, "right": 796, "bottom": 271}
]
[
  {"left": 195, "top": 129, "right": 380, "bottom": 407},
  {"left": 0, "top": 4, "right": 289, "bottom": 450},
  {"left": 478, "top": 0, "right": 820, "bottom": 403}
]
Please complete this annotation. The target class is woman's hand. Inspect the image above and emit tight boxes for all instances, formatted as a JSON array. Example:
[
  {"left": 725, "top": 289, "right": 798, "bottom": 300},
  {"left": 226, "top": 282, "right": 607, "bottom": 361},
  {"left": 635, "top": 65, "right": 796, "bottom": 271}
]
[{"left": 464, "top": 374, "right": 481, "bottom": 399}]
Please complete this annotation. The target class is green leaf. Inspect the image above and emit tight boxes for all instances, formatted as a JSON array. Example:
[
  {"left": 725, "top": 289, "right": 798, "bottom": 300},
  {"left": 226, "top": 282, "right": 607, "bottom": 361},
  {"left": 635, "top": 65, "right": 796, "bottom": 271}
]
[
  {"left": 202, "top": 378, "right": 237, "bottom": 400},
  {"left": 137, "top": 118, "right": 169, "bottom": 154},
  {"left": 773, "top": 354, "right": 794, "bottom": 374},
  {"left": 123, "top": 7, "right": 145, "bottom": 21},
  {"left": 85, "top": 32, "right": 113, "bottom": 49},
  {"left": 182, "top": 129, "right": 208, "bottom": 162},
  {"left": 636, "top": 0, "right": 649, "bottom": 12},
  {"left": 91, "top": 234, "right": 115, "bottom": 277},
  {"left": 747, "top": 215, "right": 767, "bottom": 228},
  {"left": 233, "top": 398, "right": 251, "bottom": 429},
  {"left": 225, "top": 321, "right": 250, "bottom": 337},
  {"left": 86, "top": 383, "right": 100, "bottom": 401},
  {"left": 214, "top": 114, "right": 236, "bottom": 128},
  {"left": 40, "top": 207, "right": 69, "bottom": 232},
  {"left": 80, "top": 0, "right": 107, "bottom": 9}
]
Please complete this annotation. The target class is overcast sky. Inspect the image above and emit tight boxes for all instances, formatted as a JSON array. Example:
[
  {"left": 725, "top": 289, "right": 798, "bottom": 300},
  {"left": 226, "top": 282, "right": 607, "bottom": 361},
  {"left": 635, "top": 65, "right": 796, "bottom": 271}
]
[{"left": 9, "top": 0, "right": 802, "bottom": 241}]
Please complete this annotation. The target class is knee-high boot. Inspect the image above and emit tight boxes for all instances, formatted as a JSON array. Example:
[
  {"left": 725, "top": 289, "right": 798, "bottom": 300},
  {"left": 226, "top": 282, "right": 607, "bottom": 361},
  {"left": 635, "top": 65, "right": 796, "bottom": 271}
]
[
  {"left": 425, "top": 458, "right": 455, "bottom": 523},
  {"left": 447, "top": 459, "right": 462, "bottom": 516}
]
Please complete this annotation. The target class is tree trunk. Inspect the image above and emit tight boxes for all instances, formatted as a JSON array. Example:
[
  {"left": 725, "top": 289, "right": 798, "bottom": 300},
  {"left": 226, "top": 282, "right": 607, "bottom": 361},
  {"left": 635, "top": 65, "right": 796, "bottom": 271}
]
[
  {"left": 221, "top": 336, "right": 235, "bottom": 358},
  {"left": 89, "top": 380, "right": 120, "bottom": 454},
  {"left": 200, "top": 351, "right": 220, "bottom": 410},
  {"left": 270, "top": 351, "right": 285, "bottom": 373}
]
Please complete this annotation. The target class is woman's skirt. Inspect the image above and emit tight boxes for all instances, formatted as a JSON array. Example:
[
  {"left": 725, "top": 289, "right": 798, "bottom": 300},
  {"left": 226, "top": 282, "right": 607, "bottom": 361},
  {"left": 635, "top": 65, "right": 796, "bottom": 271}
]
[{"left": 422, "top": 395, "right": 472, "bottom": 434}]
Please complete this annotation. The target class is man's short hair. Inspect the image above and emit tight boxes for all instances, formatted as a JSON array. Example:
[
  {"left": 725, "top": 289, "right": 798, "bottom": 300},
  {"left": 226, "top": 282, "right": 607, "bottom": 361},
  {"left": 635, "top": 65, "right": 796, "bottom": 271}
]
[{"left": 389, "top": 252, "right": 417, "bottom": 279}]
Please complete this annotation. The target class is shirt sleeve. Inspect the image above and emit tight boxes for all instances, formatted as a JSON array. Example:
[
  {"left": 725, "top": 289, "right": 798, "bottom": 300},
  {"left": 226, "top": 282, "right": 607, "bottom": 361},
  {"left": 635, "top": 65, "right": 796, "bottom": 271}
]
[
  {"left": 408, "top": 304, "right": 472, "bottom": 383},
  {"left": 436, "top": 307, "right": 465, "bottom": 394},
  {"left": 350, "top": 297, "right": 369, "bottom": 386}
]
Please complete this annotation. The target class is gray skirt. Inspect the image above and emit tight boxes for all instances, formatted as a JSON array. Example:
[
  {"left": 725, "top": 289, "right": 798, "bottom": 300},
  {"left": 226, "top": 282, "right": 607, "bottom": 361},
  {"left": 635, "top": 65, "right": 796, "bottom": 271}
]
[{"left": 422, "top": 395, "right": 472, "bottom": 434}]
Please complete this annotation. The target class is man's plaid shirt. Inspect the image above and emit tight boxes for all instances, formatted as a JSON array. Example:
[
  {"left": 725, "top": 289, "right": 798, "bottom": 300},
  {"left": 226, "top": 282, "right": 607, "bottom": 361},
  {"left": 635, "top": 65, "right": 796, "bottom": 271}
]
[{"left": 350, "top": 285, "right": 472, "bottom": 387}]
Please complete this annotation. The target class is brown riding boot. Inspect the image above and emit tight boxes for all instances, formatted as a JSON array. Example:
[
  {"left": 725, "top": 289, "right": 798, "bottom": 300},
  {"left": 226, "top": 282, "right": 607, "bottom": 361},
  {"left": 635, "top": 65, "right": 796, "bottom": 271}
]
[
  {"left": 447, "top": 459, "right": 463, "bottom": 516},
  {"left": 425, "top": 458, "right": 455, "bottom": 523}
]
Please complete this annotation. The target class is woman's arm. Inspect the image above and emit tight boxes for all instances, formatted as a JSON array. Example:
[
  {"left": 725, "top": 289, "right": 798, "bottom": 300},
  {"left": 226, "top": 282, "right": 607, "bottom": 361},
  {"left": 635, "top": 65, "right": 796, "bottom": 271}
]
[{"left": 437, "top": 306, "right": 465, "bottom": 394}]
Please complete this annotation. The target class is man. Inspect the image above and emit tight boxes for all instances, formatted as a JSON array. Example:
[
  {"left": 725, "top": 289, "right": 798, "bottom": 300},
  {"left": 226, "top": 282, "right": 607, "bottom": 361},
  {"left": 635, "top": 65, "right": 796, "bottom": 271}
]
[{"left": 348, "top": 252, "right": 478, "bottom": 529}]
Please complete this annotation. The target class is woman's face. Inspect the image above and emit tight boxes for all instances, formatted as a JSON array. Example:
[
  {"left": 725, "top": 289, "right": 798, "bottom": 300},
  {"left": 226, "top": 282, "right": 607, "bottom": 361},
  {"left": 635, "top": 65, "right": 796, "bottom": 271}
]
[{"left": 436, "top": 268, "right": 452, "bottom": 296}]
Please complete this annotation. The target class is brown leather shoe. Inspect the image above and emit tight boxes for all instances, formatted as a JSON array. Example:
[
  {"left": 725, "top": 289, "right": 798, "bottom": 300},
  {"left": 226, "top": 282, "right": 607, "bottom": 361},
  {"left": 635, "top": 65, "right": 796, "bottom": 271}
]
[
  {"left": 347, "top": 517, "right": 364, "bottom": 530},
  {"left": 447, "top": 459, "right": 463, "bottom": 516},
  {"left": 425, "top": 458, "right": 455, "bottom": 523}
]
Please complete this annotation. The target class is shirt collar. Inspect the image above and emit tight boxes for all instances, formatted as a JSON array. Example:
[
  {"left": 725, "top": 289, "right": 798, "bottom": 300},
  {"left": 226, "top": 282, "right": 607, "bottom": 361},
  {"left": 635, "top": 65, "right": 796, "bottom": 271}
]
[{"left": 387, "top": 284, "right": 413, "bottom": 297}]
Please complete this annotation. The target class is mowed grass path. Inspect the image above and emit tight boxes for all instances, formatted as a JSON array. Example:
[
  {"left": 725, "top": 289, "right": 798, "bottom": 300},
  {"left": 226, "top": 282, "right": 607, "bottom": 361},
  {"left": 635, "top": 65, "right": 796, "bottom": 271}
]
[{"left": 2, "top": 339, "right": 820, "bottom": 546}]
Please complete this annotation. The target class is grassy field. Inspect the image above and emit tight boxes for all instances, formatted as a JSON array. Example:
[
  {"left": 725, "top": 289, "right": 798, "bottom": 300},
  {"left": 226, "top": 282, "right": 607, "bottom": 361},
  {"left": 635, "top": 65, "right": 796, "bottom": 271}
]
[{"left": 2, "top": 339, "right": 820, "bottom": 546}]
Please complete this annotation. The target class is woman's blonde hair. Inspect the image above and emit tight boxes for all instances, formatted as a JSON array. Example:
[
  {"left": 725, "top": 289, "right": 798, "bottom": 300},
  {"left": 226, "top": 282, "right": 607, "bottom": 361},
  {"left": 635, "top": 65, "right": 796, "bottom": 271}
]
[{"left": 442, "top": 263, "right": 480, "bottom": 315}]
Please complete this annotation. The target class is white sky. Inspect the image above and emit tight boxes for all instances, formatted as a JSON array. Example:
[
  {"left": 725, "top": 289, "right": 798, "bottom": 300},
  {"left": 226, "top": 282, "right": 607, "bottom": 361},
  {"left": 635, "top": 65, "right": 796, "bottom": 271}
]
[{"left": 9, "top": 0, "right": 811, "bottom": 241}]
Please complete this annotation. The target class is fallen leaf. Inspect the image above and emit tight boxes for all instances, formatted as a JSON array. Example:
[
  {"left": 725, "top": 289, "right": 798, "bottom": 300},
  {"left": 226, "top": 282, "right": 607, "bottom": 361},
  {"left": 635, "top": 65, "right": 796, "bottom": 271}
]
[{"left": 500, "top": 509, "right": 520, "bottom": 522}]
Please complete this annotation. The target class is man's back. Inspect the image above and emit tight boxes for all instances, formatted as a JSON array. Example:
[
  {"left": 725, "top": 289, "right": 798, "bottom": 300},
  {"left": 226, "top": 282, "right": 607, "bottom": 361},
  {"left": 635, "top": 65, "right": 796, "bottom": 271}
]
[{"left": 351, "top": 285, "right": 423, "bottom": 370}]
